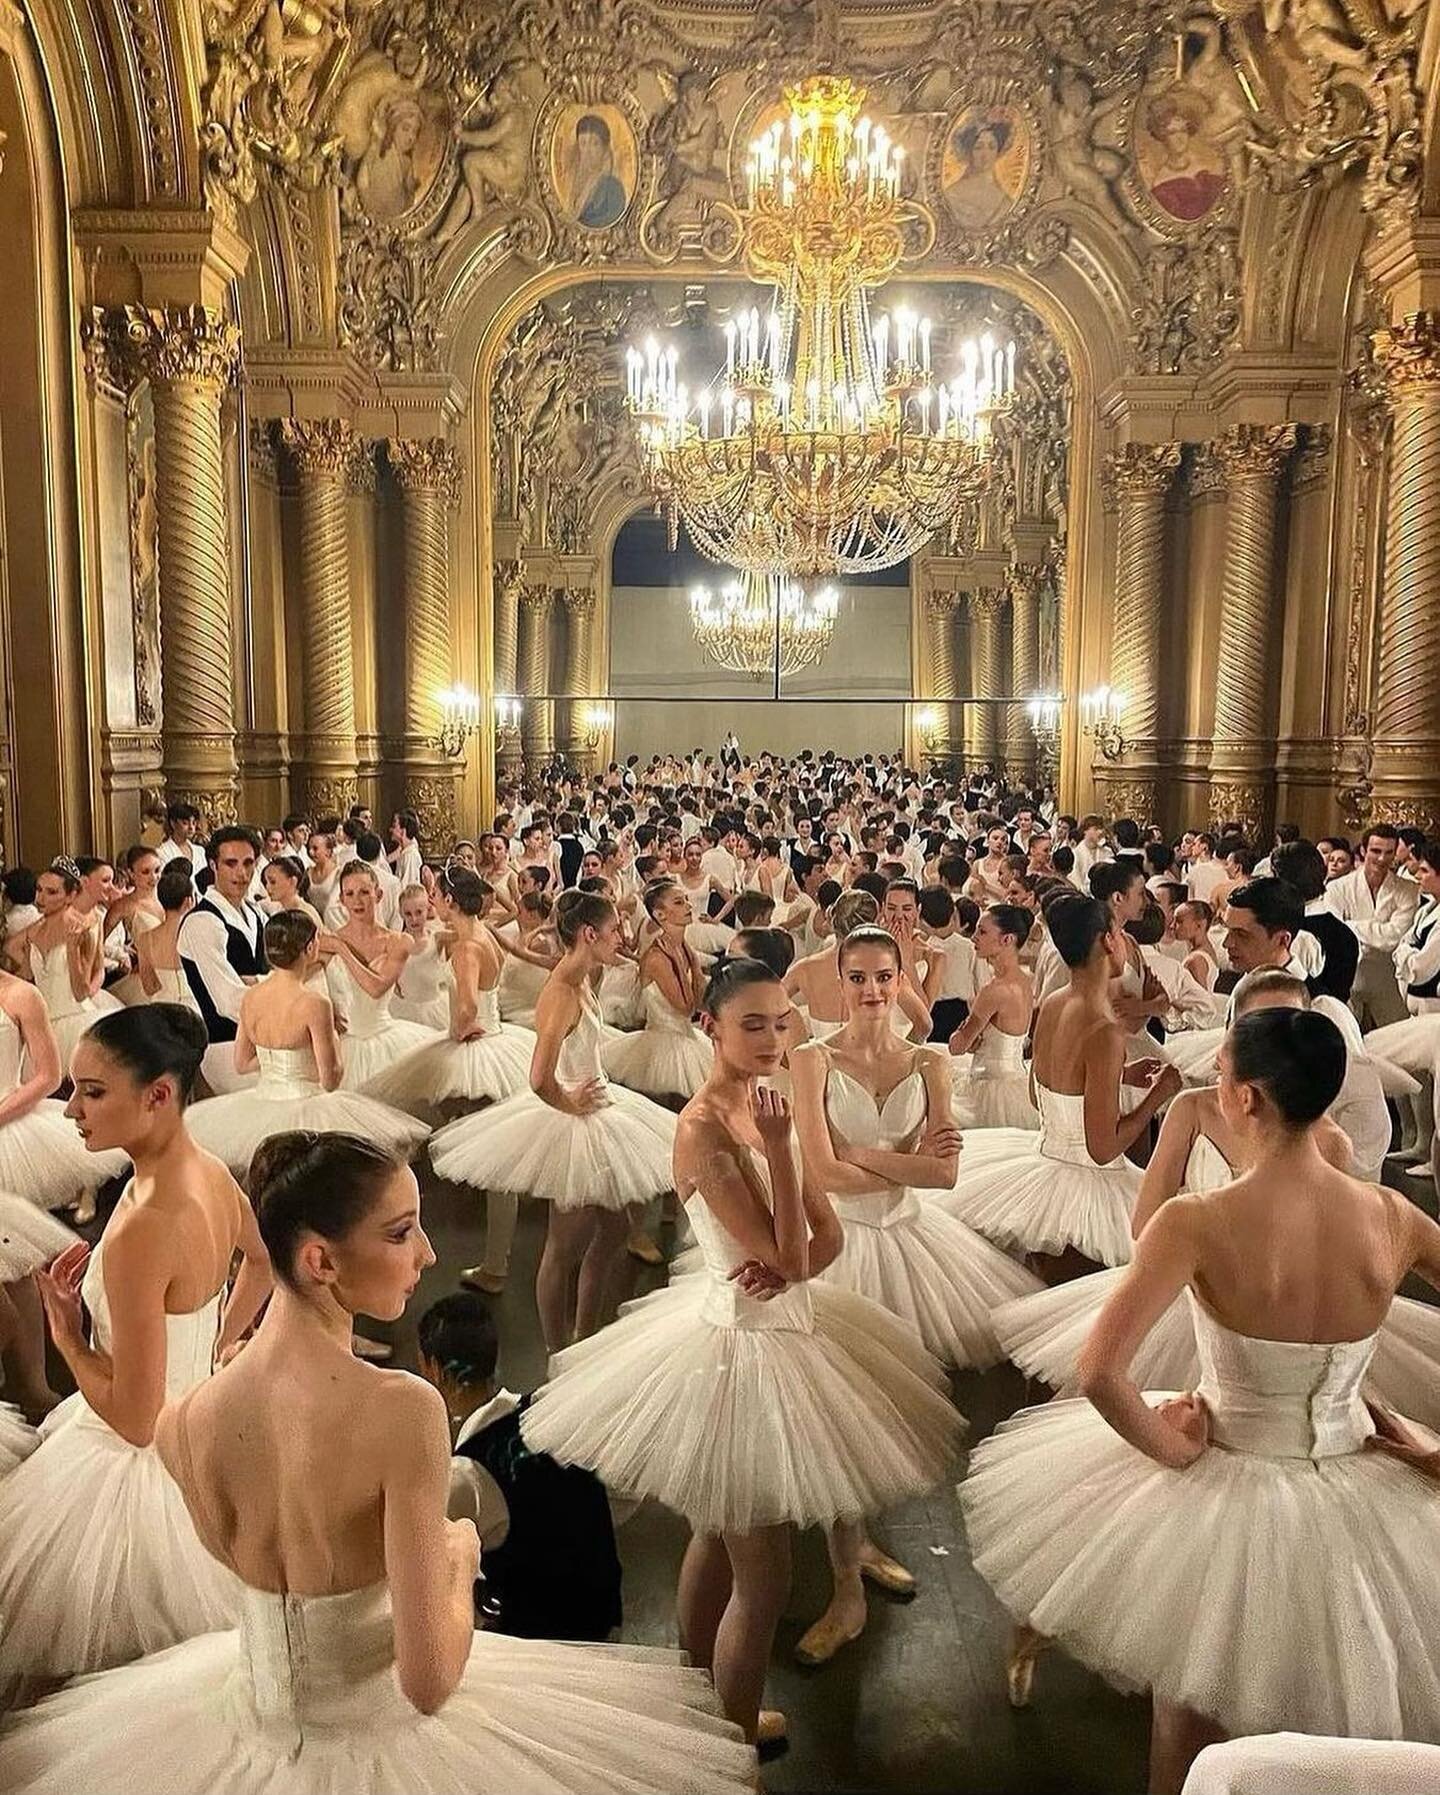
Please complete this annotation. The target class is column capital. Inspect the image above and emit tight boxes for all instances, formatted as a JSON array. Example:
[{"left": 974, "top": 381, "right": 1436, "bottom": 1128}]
[
  {"left": 388, "top": 437, "right": 461, "bottom": 505},
  {"left": 559, "top": 587, "right": 597, "bottom": 619},
  {"left": 1215, "top": 423, "right": 1299, "bottom": 483},
  {"left": 494, "top": 557, "right": 528, "bottom": 601},
  {"left": 1007, "top": 562, "right": 1046, "bottom": 606},
  {"left": 278, "top": 418, "right": 359, "bottom": 479},
  {"left": 121, "top": 304, "right": 240, "bottom": 389},
  {"left": 1375, "top": 311, "right": 1440, "bottom": 396},
  {"left": 969, "top": 587, "right": 1006, "bottom": 621},
  {"left": 1188, "top": 441, "right": 1228, "bottom": 501},
  {"left": 1106, "top": 441, "right": 1182, "bottom": 501},
  {"left": 344, "top": 438, "right": 378, "bottom": 496},
  {"left": 923, "top": 589, "right": 960, "bottom": 620},
  {"left": 247, "top": 420, "right": 278, "bottom": 483},
  {"left": 520, "top": 583, "right": 556, "bottom": 618}
]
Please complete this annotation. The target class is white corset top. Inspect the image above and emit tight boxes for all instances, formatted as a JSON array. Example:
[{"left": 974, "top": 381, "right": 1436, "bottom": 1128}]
[
  {"left": 1035, "top": 1083, "right": 1123, "bottom": 1169},
  {"left": 815, "top": 1053, "right": 927, "bottom": 1227},
  {"left": 230, "top": 1580, "right": 397, "bottom": 1745},
  {"left": 685, "top": 1146, "right": 814, "bottom": 1333},
  {"left": 1184, "top": 1132, "right": 1232, "bottom": 1195},
  {"left": 1192, "top": 1298, "right": 1377, "bottom": 1460},
  {"left": 30, "top": 941, "right": 96, "bottom": 1020},
  {"left": 555, "top": 993, "right": 608, "bottom": 1089},
  {"left": 0, "top": 1009, "right": 23, "bottom": 1095},
  {"left": 255, "top": 1044, "right": 325, "bottom": 1100},
  {"left": 83, "top": 1218, "right": 219, "bottom": 1402},
  {"left": 971, "top": 1029, "right": 1027, "bottom": 1078},
  {"left": 641, "top": 983, "right": 698, "bottom": 1035}
]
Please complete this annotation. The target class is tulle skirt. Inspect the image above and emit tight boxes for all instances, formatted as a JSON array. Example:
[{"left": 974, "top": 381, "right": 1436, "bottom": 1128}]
[
  {"left": 1365, "top": 1014, "right": 1440, "bottom": 1078},
  {"left": 0, "top": 1404, "right": 38, "bottom": 1476},
  {"left": 430, "top": 1087, "right": 676, "bottom": 1212},
  {"left": 950, "top": 1066, "right": 1041, "bottom": 1130},
  {"left": 601, "top": 1025, "right": 713, "bottom": 1102},
  {"left": 819, "top": 1201, "right": 1042, "bottom": 1368},
  {"left": 391, "top": 990, "right": 451, "bottom": 1032},
  {"left": 185, "top": 1088, "right": 430, "bottom": 1180},
  {"left": 0, "top": 1405, "right": 239, "bottom": 1676},
  {"left": 0, "top": 1629, "right": 753, "bottom": 1795},
  {"left": 362, "top": 1026, "right": 537, "bottom": 1114},
  {"left": 599, "top": 961, "right": 645, "bottom": 1030},
  {"left": 994, "top": 1273, "right": 1440, "bottom": 1431},
  {"left": 960, "top": 1394, "right": 1440, "bottom": 1742},
  {"left": 0, "top": 1106, "right": 125, "bottom": 1210},
  {"left": 936, "top": 1135, "right": 1142, "bottom": 1267},
  {"left": 522, "top": 1277, "right": 963, "bottom": 1534},
  {"left": 0, "top": 1196, "right": 77, "bottom": 1282},
  {"left": 49, "top": 997, "right": 121, "bottom": 1074},
  {"left": 337, "top": 1020, "right": 443, "bottom": 1092}
]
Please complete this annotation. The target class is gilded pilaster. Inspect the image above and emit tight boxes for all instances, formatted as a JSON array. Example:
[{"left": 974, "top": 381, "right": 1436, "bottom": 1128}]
[
  {"left": 493, "top": 558, "right": 525, "bottom": 776},
  {"left": 559, "top": 587, "right": 598, "bottom": 768},
  {"left": 1102, "top": 442, "right": 1181, "bottom": 822},
  {"left": 1208, "top": 424, "right": 1298, "bottom": 835},
  {"left": 122, "top": 305, "right": 241, "bottom": 829},
  {"left": 1005, "top": 564, "right": 1044, "bottom": 781},
  {"left": 966, "top": 589, "right": 1004, "bottom": 769},
  {"left": 1371, "top": 312, "right": 1440, "bottom": 834},
  {"left": 279, "top": 419, "right": 360, "bottom": 817},
  {"left": 518, "top": 585, "right": 556, "bottom": 765},
  {"left": 923, "top": 590, "right": 959, "bottom": 762},
  {"left": 389, "top": 437, "right": 461, "bottom": 847}
]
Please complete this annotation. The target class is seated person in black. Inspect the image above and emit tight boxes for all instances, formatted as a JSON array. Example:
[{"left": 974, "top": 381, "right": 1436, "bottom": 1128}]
[
  {"left": 1272, "top": 838, "right": 1359, "bottom": 1004},
  {"left": 418, "top": 1291, "right": 622, "bottom": 1642}
]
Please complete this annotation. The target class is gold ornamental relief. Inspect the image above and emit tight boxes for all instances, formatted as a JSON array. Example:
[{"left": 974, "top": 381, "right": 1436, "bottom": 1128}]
[
  {"left": 388, "top": 438, "right": 461, "bottom": 503},
  {"left": 1375, "top": 312, "right": 1440, "bottom": 395},
  {"left": 122, "top": 306, "right": 242, "bottom": 390},
  {"left": 279, "top": 417, "right": 359, "bottom": 477}
]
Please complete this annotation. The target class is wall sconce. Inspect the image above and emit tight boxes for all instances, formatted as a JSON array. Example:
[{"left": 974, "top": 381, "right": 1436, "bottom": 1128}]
[
  {"left": 1079, "top": 685, "right": 1127, "bottom": 761},
  {"left": 580, "top": 701, "right": 614, "bottom": 748},
  {"left": 915, "top": 705, "right": 941, "bottom": 746},
  {"left": 1026, "top": 693, "right": 1063, "bottom": 781},
  {"left": 435, "top": 684, "right": 482, "bottom": 758},
  {"left": 494, "top": 693, "right": 523, "bottom": 733}
]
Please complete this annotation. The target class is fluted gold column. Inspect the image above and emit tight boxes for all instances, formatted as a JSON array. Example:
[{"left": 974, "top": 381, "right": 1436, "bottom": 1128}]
[
  {"left": 1207, "top": 424, "right": 1297, "bottom": 834},
  {"left": 1005, "top": 563, "right": 1044, "bottom": 780},
  {"left": 493, "top": 558, "right": 525, "bottom": 777},
  {"left": 279, "top": 419, "right": 360, "bottom": 816},
  {"left": 518, "top": 585, "right": 556, "bottom": 765},
  {"left": 123, "top": 305, "right": 241, "bottom": 828},
  {"left": 389, "top": 438, "right": 461, "bottom": 847},
  {"left": 558, "top": 587, "right": 598, "bottom": 769},
  {"left": 923, "top": 591, "right": 958, "bottom": 764},
  {"left": 1103, "top": 443, "right": 1180, "bottom": 820},
  {"left": 1372, "top": 312, "right": 1440, "bottom": 833},
  {"left": 968, "top": 589, "right": 1004, "bottom": 769}
]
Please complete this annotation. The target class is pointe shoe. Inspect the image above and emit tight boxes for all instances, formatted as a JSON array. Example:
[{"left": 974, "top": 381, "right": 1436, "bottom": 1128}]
[
  {"left": 1006, "top": 1653, "right": 1036, "bottom": 1709},
  {"left": 460, "top": 1265, "right": 508, "bottom": 1295},
  {"left": 794, "top": 1610, "right": 865, "bottom": 1666},
  {"left": 627, "top": 1232, "right": 665, "bottom": 1266},
  {"left": 1387, "top": 1145, "right": 1419, "bottom": 1164},
  {"left": 351, "top": 1334, "right": 392, "bottom": 1361},
  {"left": 859, "top": 1552, "right": 916, "bottom": 1597},
  {"left": 755, "top": 1709, "right": 787, "bottom": 1746}
]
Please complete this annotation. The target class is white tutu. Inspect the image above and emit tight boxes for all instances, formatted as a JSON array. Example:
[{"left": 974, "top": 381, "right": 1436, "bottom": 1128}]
[
  {"left": 1365, "top": 1014, "right": 1440, "bottom": 1078},
  {"left": 0, "top": 1403, "right": 38, "bottom": 1476},
  {"left": 938, "top": 1093, "right": 1143, "bottom": 1268},
  {"left": 391, "top": 990, "right": 450, "bottom": 1032},
  {"left": 498, "top": 955, "right": 548, "bottom": 1029},
  {"left": 962, "top": 1302, "right": 1440, "bottom": 1743},
  {"left": 524, "top": 1271, "right": 962, "bottom": 1535},
  {"left": 0, "top": 1580, "right": 754, "bottom": 1795},
  {"left": 0, "top": 1104, "right": 126, "bottom": 1209},
  {"left": 600, "top": 988, "right": 713, "bottom": 1101},
  {"left": 0, "top": 1195, "right": 77, "bottom": 1281},
  {"left": 430, "top": 1085, "right": 675, "bottom": 1212},
  {"left": 186, "top": 1047, "right": 429, "bottom": 1180},
  {"left": 951, "top": 1030, "right": 1040, "bottom": 1130},
  {"left": 599, "top": 959, "right": 645, "bottom": 1029},
  {"left": 363, "top": 1027, "right": 536, "bottom": 1113},
  {"left": 339, "top": 1016, "right": 443, "bottom": 1091},
  {"left": 819, "top": 1196, "right": 1042, "bottom": 1368}
]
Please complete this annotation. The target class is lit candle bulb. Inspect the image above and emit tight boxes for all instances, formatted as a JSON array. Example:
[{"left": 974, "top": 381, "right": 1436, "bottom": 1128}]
[
  {"left": 721, "top": 387, "right": 734, "bottom": 436},
  {"left": 1006, "top": 339, "right": 1016, "bottom": 391},
  {"left": 938, "top": 383, "right": 949, "bottom": 433},
  {"left": 920, "top": 316, "right": 931, "bottom": 373},
  {"left": 699, "top": 389, "right": 711, "bottom": 437},
  {"left": 724, "top": 318, "right": 735, "bottom": 376}
]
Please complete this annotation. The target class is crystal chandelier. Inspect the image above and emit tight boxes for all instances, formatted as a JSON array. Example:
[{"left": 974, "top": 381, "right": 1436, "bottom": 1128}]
[
  {"left": 625, "top": 74, "right": 1014, "bottom": 578},
  {"left": 690, "top": 570, "right": 840, "bottom": 678}
]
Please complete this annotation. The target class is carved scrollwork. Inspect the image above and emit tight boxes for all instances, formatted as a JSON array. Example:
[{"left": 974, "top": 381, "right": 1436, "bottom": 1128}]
[
  {"left": 121, "top": 305, "right": 242, "bottom": 389},
  {"left": 337, "top": 228, "right": 440, "bottom": 371}
]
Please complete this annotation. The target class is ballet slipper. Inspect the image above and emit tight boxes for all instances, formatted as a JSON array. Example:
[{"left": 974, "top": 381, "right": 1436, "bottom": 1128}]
[
  {"left": 858, "top": 1549, "right": 916, "bottom": 1596},
  {"left": 794, "top": 1606, "right": 866, "bottom": 1666},
  {"left": 69, "top": 1193, "right": 96, "bottom": 1227},
  {"left": 627, "top": 1231, "right": 665, "bottom": 1266},
  {"left": 351, "top": 1334, "right": 392, "bottom": 1361},
  {"left": 1006, "top": 1624, "right": 1047, "bottom": 1709},
  {"left": 460, "top": 1265, "right": 508, "bottom": 1295},
  {"left": 755, "top": 1709, "right": 787, "bottom": 1746}
]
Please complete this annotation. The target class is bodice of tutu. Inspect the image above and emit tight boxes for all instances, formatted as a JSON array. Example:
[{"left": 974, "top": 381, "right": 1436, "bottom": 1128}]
[
  {"left": 555, "top": 996, "right": 608, "bottom": 1089},
  {"left": 231, "top": 1580, "right": 397, "bottom": 1739},
  {"left": 474, "top": 983, "right": 504, "bottom": 1033},
  {"left": 971, "top": 1029, "right": 1027, "bottom": 1078},
  {"left": 683, "top": 1150, "right": 814, "bottom": 1333},
  {"left": 335, "top": 965, "right": 397, "bottom": 1040},
  {"left": 0, "top": 1010, "right": 23, "bottom": 1093},
  {"left": 30, "top": 941, "right": 94, "bottom": 1020},
  {"left": 82, "top": 1226, "right": 219, "bottom": 1400},
  {"left": 254, "top": 1043, "right": 324, "bottom": 1100},
  {"left": 822, "top": 1062, "right": 925, "bottom": 1227},
  {"left": 1034, "top": 1083, "right": 1123, "bottom": 1169},
  {"left": 1192, "top": 1299, "right": 1377, "bottom": 1460},
  {"left": 399, "top": 936, "right": 449, "bottom": 1004},
  {"left": 642, "top": 983, "right": 698, "bottom": 1035},
  {"left": 151, "top": 966, "right": 194, "bottom": 1005},
  {"left": 1185, "top": 1132, "right": 1232, "bottom": 1195}
]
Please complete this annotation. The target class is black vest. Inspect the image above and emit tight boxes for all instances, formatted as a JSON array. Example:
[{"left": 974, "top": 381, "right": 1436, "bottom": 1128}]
[
  {"left": 1407, "top": 903, "right": 1440, "bottom": 1002},
  {"left": 179, "top": 896, "right": 266, "bottom": 1042},
  {"left": 456, "top": 1396, "right": 621, "bottom": 1641}
]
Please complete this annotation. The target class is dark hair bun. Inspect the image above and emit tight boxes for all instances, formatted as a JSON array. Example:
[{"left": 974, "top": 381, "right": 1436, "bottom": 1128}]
[
  {"left": 1228, "top": 1007, "right": 1346, "bottom": 1127},
  {"left": 86, "top": 1003, "right": 209, "bottom": 1105},
  {"left": 249, "top": 1130, "right": 403, "bottom": 1289},
  {"left": 700, "top": 955, "right": 781, "bottom": 1017}
]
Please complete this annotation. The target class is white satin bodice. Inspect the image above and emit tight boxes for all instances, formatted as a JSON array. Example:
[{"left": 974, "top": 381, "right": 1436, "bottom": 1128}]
[
  {"left": 1185, "top": 1132, "right": 1232, "bottom": 1195},
  {"left": 640, "top": 983, "right": 698, "bottom": 1035},
  {"left": 1035, "top": 1083, "right": 1125, "bottom": 1170},
  {"left": 81, "top": 1220, "right": 219, "bottom": 1404},
  {"left": 0, "top": 1009, "right": 23, "bottom": 1094},
  {"left": 148, "top": 966, "right": 197, "bottom": 1007},
  {"left": 971, "top": 1029, "right": 1027, "bottom": 1078},
  {"left": 555, "top": 993, "right": 608, "bottom": 1090},
  {"left": 820, "top": 1058, "right": 926, "bottom": 1227},
  {"left": 228, "top": 1581, "right": 399, "bottom": 1744},
  {"left": 254, "top": 1043, "right": 325, "bottom": 1100},
  {"left": 1192, "top": 1300, "right": 1377, "bottom": 1460},
  {"left": 328, "top": 957, "right": 397, "bottom": 1040},
  {"left": 684, "top": 1148, "right": 814, "bottom": 1333},
  {"left": 30, "top": 941, "right": 96, "bottom": 1021},
  {"left": 397, "top": 934, "right": 450, "bottom": 1006}
]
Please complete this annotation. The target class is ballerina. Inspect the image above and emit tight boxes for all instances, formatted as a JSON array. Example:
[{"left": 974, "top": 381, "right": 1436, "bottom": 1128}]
[
  {"left": 391, "top": 884, "right": 451, "bottom": 1030},
  {"left": 601, "top": 882, "right": 713, "bottom": 1104},
  {"left": 495, "top": 891, "right": 556, "bottom": 1028},
  {"left": 0, "top": 1005, "right": 272, "bottom": 1677},
  {"left": 133, "top": 863, "right": 202, "bottom": 1010},
  {"left": 962, "top": 1005, "right": 1440, "bottom": 1792},
  {"left": 185, "top": 912, "right": 430, "bottom": 1181},
  {"left": 0, "top": 1129, "right": 756, "bottom": 1795},
  {"left": 259, "top": 854, "right": 322, "bottom": 927},
  {"left": 324, "top": 863, "right": 441, "bottom": 1090},
  {"left": 948, "top": 902, "right": 1040, "bottom": 1129},
  {"left": 939, "top": 893, "right": 1181, "bottom": 1275},
  {"left": 787, "top": 890, "right": 931, "bottom": 1042},
  {"left": 9, "top": 861, "right": 119, "bottom": 1080},
  {"left": 787, "top": 926, "right": 1041, "bottom": 1665},
  {"left": 430, "top": 890, "right": 677, "bottom": 1350},
  {"left": 521, "top": 958, "right": 962, "bottom": 1743},
  {"left": 104, "top": 847, "right": 164, "bottom": 1005}
]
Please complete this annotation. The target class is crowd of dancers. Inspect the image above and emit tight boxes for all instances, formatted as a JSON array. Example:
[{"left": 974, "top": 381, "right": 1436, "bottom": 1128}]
[{"left": 0, "top": 753, "right": 1437, "bottom": 1792}]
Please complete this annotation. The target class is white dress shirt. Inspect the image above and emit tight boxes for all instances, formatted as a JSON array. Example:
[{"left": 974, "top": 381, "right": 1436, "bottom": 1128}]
[
  {"left": 393, "top": 841, "right": 424, "bottom": 889},
  {"left": 1325, "top": 866, "right": 1420, "bottom": 993},
  {"left": 446, "top": 1389, "right": 520, "bottom": 1549},
  {"left": 1395, "top": 894, "right": 1440, "bottom": 1013},
  {"left": 180, "top": 891, "right": 262, "bottom": 1026},
  {"left": 155, "top": 839, "right": 207, "bottom": 873}
]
